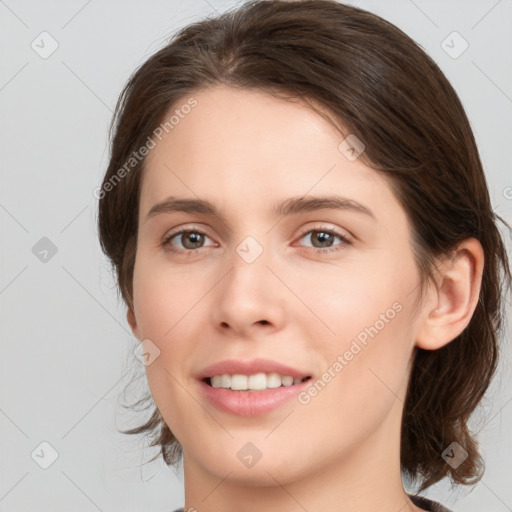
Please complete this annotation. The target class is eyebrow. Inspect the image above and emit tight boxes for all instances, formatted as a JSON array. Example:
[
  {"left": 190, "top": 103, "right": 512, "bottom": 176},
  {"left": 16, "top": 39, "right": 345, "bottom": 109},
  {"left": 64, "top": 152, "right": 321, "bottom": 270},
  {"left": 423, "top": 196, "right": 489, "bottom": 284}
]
[{"left": 145, "top": 195, "right": 376, "bottom": 222}]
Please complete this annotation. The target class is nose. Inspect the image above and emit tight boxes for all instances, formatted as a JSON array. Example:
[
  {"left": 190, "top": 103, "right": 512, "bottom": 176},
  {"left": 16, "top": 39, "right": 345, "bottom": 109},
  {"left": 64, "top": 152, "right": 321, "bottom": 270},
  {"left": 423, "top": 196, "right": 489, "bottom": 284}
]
[{"left": 211, "top": 241, "right": 287, "bottom": 338}]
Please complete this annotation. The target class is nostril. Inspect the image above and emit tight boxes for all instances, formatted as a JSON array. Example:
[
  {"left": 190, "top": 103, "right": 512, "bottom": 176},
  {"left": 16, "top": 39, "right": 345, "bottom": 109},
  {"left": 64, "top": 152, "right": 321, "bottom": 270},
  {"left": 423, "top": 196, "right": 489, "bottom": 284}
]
[{"left": 258, "top": 320, "right": 269, "bottom": 325}]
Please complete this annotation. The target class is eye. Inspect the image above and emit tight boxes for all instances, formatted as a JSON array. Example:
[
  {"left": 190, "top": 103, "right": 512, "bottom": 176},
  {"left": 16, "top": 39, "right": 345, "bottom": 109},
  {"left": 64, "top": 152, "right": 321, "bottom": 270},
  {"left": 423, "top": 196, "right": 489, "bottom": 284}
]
[
  {"left": 161, "top": 226, "right": 351, "bottom": 255},
  {"left": 296, "top": 227, "right": 352, "bottom": 253},
  {"left": 162, "top": 228, "right": 216, "bottom": 253}
]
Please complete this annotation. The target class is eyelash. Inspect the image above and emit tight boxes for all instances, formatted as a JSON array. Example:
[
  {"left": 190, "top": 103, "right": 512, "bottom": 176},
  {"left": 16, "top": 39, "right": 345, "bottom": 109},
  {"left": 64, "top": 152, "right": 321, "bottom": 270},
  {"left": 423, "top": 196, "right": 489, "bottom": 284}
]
[{"left": 161, "top": 225, "right": 352, "bottom": 255}]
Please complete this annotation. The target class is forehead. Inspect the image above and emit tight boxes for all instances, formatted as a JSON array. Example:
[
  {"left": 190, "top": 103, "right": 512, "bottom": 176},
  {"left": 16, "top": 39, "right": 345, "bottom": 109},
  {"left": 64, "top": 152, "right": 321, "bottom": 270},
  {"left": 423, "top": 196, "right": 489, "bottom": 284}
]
[
  {"left": 139, "top": 85, "right": 399, "bottom": 223},
  {"left": 147, "top": 85, "right": 341, "bottom": 161}
]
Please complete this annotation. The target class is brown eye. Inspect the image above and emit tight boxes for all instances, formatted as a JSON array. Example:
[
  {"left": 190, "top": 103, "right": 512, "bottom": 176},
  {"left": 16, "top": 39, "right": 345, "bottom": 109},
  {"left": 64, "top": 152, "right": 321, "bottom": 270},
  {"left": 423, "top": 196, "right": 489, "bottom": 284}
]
[
  {"left": 309, "top": 231, "right": 336, "bottom": 248},
  {"left": 163, "top": 229, "right": 215, "bottom": 252},
  {"left": 179, "top": 231, "right": 205, "bottom": 249},
  {"left": 296, "top": 227, "right": 352, "bottom": 254}
]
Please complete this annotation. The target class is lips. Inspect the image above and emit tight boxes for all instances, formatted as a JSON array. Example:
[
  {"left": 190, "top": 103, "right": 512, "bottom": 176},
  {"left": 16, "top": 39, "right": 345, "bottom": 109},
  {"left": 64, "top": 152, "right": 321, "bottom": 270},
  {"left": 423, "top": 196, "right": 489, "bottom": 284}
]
[{"left": 195, "top": 358, "right": 314, "bottom": 416}]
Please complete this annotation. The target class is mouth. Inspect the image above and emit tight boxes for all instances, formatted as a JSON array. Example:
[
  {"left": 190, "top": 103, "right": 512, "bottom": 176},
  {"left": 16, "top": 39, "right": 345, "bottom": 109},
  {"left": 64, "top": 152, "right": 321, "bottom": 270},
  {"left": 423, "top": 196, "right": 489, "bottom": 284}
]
[
  {"left": 198, "top": 373, "right": 313, "bottom": 416},
  {"left": 196, "top": 358, "right": 313, "bottom": 415},
  {"left": 202, "top": 374, "right": 312, "bottom": 392}
]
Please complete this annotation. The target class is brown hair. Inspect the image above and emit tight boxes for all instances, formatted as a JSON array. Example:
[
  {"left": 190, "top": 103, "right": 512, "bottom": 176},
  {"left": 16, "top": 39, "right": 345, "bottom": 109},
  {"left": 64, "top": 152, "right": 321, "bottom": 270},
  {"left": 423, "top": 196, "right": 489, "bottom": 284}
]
[{"left": 97, "top": 0, "right": 511, "bottom": 493}]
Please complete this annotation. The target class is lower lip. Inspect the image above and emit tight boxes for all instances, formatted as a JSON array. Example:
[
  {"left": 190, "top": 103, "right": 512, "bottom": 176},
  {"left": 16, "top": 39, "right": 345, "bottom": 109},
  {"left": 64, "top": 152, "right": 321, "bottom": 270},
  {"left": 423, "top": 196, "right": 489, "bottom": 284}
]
[{"left": 198, "top": 379, "right": 311, "bottom": 416}]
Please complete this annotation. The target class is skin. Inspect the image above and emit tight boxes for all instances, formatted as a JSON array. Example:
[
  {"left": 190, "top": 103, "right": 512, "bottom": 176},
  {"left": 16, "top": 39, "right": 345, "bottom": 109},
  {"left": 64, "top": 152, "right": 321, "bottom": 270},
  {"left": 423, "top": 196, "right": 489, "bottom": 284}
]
[{"left": 127, "top": 85, "right": 484, "bottom": 512}]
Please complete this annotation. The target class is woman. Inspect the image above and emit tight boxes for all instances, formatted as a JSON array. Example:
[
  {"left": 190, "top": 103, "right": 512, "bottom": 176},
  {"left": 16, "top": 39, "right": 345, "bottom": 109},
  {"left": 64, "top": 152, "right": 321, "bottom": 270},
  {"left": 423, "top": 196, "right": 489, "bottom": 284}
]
[{"left": 97, "top": 1, "right": 511, "bottom": 511}]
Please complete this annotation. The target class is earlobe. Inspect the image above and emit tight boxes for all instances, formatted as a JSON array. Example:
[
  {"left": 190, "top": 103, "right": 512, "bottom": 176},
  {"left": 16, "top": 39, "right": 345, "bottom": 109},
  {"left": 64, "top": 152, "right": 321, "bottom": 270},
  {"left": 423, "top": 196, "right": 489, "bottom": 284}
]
[
  {"left": 415, "top": 238, "right": 484, "bottom": 351},
  {"left": 126, "top": 307, "right": 141, "bottom": 340}
]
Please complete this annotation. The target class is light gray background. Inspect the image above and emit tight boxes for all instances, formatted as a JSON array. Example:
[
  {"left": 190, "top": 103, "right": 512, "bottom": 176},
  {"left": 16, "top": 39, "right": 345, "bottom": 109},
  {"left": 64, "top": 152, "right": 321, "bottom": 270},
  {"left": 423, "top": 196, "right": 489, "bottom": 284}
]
[{"left": 1, "top": 1, "right": 511, "bottom": 511}]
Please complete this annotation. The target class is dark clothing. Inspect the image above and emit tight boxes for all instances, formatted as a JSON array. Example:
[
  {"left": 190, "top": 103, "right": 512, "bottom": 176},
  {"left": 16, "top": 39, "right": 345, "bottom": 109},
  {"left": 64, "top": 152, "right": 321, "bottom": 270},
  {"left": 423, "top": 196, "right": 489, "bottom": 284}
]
[
  {"left": 172, "top": 493, "right": 453, "bottom": 512},
  {"left": 409, "top": 493, "right": 453, "bottom": 511}
]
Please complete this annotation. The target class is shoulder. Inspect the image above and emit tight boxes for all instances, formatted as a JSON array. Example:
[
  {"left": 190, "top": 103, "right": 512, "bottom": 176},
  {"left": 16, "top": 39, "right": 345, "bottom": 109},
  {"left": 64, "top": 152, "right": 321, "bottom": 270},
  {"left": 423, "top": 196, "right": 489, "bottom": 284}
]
[{"left": 409, "top": 493, "right": 454, "bottom": 512}]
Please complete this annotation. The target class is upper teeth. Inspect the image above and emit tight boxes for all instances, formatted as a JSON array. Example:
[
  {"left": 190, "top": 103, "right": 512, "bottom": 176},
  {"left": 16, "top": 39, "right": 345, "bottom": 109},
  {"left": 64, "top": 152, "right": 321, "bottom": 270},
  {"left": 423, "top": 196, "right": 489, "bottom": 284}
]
[{"left": 210, "top": 373, "right": 308, "bottom": 391}]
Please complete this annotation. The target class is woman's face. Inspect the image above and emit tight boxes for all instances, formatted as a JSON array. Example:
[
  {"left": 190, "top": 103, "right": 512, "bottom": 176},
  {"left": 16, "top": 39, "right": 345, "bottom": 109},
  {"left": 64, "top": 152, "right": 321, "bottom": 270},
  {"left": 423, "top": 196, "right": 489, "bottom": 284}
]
[{"left": 128, "top": 85, "right": 426, "bottom": 487}]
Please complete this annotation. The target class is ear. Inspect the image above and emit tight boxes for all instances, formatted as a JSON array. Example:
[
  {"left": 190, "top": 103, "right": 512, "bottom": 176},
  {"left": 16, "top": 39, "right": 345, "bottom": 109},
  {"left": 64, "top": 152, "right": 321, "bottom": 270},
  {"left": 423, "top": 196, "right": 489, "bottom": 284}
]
[
  {"left": 415, "top": 238, "right": 484, "bottom": 350},
  {"left": 127, "top": 307, "right": 142, "bottom": 341}
]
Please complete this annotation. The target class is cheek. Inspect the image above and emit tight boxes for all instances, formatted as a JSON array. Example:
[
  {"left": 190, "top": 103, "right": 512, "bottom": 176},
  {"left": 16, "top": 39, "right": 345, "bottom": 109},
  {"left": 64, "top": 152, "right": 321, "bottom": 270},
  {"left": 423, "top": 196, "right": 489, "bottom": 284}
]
[
  {"left": 286, "top": 252, "right": 406, "bottom": 340},
  {"left": 131, "top": 254, "right": 212, "bottom": 337},
  {"left": 294, "top": 252, "right": 416, "bottom": 398},
  {"left": 300, "top": 303, "right": 413, "bottom": 444},
  {"left": 130, "top": 257, "right": 210, "bottom": 399}
]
